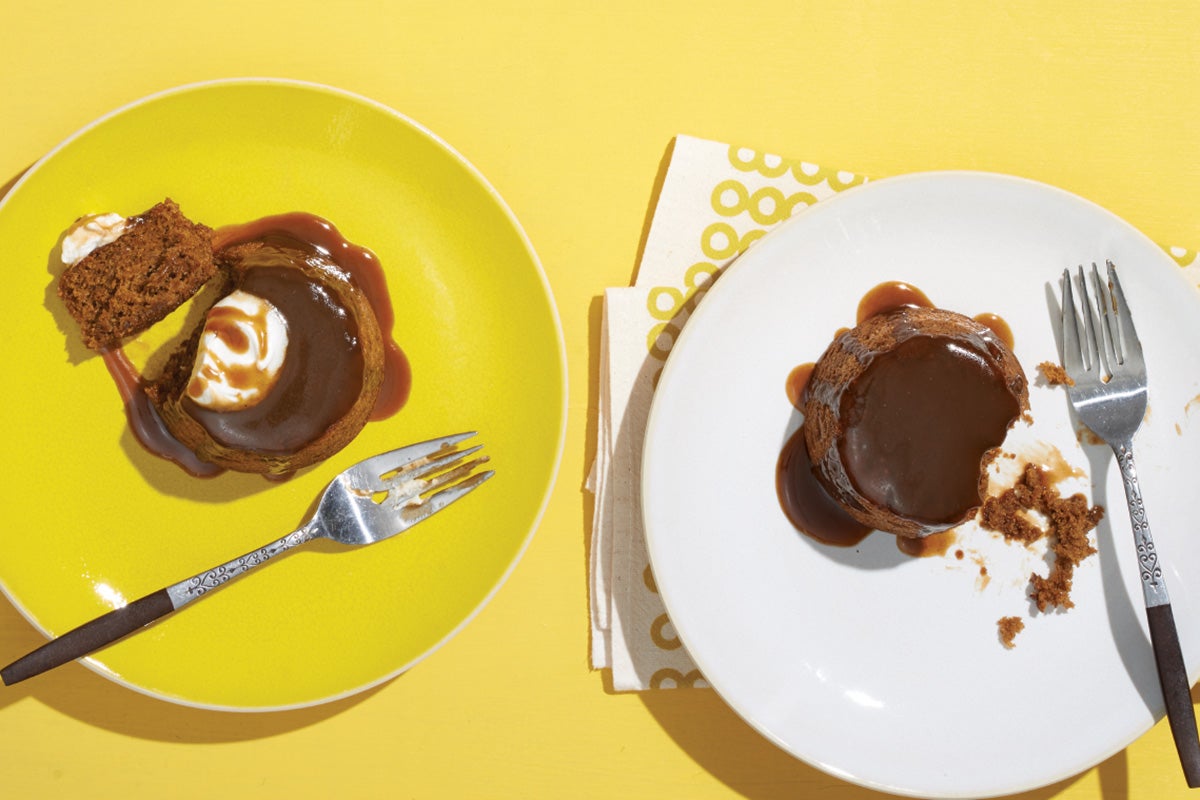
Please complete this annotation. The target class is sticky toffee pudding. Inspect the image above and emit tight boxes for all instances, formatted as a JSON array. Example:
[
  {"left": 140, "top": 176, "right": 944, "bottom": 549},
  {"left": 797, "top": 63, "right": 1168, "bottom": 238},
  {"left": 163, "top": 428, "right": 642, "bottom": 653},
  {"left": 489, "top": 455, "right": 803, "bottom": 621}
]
[
  {"left": 57, "top": 201, "right": 409, "bottom": 477},
  {"left": 776, "top": 280, "right": 1103, "bottom": 646},
  {"left": 780, "top": 282, "right": 1029, "bottom": 542},
  {"left": 802, "top": 305, "right": 1029, "bottom": 538}
]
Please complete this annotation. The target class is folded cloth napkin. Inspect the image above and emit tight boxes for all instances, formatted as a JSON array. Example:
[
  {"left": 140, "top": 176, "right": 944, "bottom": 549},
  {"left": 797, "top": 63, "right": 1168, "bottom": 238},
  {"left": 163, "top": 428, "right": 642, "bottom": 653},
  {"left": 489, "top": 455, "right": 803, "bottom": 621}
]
[{"left": 589, "top": 134, "right": 1200, "bottom": 692}]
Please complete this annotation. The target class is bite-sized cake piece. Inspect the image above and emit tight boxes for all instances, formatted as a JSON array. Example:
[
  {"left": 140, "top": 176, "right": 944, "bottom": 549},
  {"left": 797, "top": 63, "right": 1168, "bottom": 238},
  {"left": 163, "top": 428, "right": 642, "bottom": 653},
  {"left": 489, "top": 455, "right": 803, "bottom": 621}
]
[
  {"left": 146, "top": 239, "right": 385, "bottom": 476},
  {"left": 802, "top": 306, "right": 1029, "bottom": 538},
  {"left": 57, "top": 199, "right": 216, "bottom": 350}
]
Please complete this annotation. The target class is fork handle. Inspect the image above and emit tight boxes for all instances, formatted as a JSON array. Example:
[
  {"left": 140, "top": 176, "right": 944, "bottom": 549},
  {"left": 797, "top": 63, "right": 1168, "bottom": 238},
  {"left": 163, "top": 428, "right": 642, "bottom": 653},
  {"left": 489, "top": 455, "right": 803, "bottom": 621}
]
[
  {"left": 1116, "top": 441, "right": 1200, "bottom": 787},
  {"left": 1, "top": 525, "right": 316, "bottom": 687},
  {"left": 1147, "top": 603, "right": 1200, "bottom": 787},
  {"left": 1, "top": 589, "right": 173, "bottom": 686}
]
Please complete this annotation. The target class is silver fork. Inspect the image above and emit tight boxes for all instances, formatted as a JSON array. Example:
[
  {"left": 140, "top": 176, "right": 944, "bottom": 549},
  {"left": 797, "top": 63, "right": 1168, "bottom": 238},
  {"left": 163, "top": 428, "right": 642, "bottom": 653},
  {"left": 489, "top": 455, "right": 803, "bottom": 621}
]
[
  {"left": 1, "top": 432, "right": 493, "bottom": 686},
  {"left": 1059, "top": 262, "right": 1200, "bottom": 787}
]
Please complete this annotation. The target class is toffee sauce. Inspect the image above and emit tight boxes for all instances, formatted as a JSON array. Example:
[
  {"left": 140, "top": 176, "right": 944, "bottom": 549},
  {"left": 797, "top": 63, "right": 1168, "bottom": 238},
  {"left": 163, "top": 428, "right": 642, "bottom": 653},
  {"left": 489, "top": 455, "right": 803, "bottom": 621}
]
[
  {"left": 855, "top": 281, "right": 933, "bottom": 323},
  {"left": 840, "top": 333, "right": 1020, "bottom": 523},
  {"left": 103, "top": 349, "right": 223, "bottom": 478},
  {"left": 111, "top": 212, "right": 410, "bottom": 478},
  {"left": 973, "top": 312, "right": 1014, "bottom": 351},
  {"left": 776, "top": 425, "right": 871, "bottom": 547},
  {"left": 777, "top": 281, "right": 1014, "bottom": 557},
  {"left": 184, "top": 264, "right": 367, "bottom": 454},
  {"left": 214, "top": 213, "right": 410, "bottom": 420}
]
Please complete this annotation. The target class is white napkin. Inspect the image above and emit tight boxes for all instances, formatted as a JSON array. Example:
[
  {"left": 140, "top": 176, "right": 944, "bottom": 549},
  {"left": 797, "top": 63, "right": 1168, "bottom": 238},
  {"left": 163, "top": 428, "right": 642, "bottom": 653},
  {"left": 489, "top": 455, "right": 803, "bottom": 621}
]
[{"left": 588, "top": 133, "right": 1200, "bottom": 692}]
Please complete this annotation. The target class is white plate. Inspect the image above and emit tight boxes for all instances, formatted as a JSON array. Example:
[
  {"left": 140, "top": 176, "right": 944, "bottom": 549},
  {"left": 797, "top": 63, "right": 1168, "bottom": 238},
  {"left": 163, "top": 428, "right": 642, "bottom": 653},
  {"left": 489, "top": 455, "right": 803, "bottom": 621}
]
[{"left": 642, "top": 172, "right": 1200, "bottom": 798}]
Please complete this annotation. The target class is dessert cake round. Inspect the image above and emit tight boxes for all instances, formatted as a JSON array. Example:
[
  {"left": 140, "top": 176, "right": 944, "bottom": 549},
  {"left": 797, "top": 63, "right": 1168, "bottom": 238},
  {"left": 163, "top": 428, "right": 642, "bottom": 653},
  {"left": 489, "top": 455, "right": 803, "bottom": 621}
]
[
  {"left": 57, "top": 200, "right": 397, "bottom": 477},
  {"left": 801, "top": 306, "right": 1029, "bottom": 538},
  {"left": 145, "top": 239, "right": 385, "bottom": 476}
]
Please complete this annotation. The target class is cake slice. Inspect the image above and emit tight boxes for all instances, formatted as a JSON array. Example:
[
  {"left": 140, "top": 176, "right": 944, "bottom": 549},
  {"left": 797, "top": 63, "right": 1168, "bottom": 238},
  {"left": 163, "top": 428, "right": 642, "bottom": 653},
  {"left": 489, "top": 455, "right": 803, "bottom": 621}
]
[{"left": 57, "top": 199, "right": 216, "bottom": 350}]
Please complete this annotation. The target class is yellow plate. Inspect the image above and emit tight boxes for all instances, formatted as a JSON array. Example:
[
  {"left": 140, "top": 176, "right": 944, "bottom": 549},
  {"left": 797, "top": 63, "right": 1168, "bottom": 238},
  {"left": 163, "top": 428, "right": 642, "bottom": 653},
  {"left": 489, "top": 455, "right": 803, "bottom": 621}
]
[{"left": 0, "top": 79, "right": 566, "bottom": 709}]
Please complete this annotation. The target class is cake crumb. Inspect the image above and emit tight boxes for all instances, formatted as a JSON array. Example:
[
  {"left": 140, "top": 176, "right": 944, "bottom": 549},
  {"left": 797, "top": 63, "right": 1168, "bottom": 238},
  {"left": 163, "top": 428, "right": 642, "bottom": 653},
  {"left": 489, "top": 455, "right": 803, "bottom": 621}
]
[
  {"left": 1038, "top": 361, "right": 1074, "bottom": 386},
  {"left": 998, "top": 616, "right": 1025, "bottom": 649},
  {"left": 980, "top": 463, "right": 1104, "bottom": 612}
]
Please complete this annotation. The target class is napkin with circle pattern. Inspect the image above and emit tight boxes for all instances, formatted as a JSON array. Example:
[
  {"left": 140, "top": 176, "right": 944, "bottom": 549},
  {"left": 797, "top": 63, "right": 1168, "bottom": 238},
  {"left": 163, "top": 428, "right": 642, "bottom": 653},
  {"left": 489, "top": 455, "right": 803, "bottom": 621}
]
[{"left": 588, "top": 133, "right": 1200, "bottom": 692}]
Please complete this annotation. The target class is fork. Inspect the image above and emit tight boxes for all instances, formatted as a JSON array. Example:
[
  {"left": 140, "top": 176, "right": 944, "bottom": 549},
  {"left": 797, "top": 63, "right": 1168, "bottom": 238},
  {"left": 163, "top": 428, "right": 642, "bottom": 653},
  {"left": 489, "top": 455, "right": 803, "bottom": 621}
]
[
  {"left": 1, "top": 432, "right": 493, "bottom": 686},
  {"left": 1059, "top": 262, "right": 1200, "bottom": 787}
]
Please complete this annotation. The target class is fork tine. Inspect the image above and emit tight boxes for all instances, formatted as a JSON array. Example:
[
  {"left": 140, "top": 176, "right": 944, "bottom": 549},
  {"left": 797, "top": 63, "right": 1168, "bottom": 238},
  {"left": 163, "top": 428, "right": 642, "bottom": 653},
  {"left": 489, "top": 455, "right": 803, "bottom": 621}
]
[
  {"left": 350, "top": 432, "right": 478, "bottom": 490},
  {"left": 1076, "top": 265, "right": 1105, "bottom": 375},
  {"left": 384, "top": 444, "right": 484, "bottom": 483},
  {"left": 1091, "top": 262, "right": 1122, "bottom": 369},
  {"left": 399, "top": 469, "right": 495, "bottom": 526},
  {"left": 385, "top": 454, "right": 491, "bottom": 506},
  {"left": 1107, "top": 260, "right": 1144, "bottom": 364},
  {"left": 1060, "top": 269, "right": 1085, "bottom": 374}
]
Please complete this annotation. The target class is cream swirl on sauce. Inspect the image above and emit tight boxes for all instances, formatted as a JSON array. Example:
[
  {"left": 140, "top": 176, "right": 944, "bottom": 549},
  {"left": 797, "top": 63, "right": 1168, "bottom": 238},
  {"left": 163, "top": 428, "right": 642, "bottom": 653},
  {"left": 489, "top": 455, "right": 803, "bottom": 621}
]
[{"left": 186, "top": 290, "right": 289, "bottom": 411}]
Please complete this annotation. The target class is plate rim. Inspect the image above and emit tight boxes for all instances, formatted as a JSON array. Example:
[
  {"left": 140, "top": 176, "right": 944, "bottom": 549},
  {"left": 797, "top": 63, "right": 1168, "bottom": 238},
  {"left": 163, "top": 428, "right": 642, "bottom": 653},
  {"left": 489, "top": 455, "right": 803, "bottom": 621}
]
[
  {"left": 0, "top": 77, "right": 568, "bottom": 712},
  {"left": 640, "top": 169, "right": 1188, "bottom": 797}
]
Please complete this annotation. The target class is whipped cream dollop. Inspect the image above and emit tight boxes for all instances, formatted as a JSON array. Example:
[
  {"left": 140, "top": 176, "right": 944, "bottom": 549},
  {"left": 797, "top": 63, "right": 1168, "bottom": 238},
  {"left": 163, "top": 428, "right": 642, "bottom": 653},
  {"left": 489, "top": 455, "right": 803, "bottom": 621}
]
[
  {"left": 186, "top": 290, "right": 289, "bottom": 411},
  {"left": 61, "top": 213, "right": 127, "bottom": 265}
]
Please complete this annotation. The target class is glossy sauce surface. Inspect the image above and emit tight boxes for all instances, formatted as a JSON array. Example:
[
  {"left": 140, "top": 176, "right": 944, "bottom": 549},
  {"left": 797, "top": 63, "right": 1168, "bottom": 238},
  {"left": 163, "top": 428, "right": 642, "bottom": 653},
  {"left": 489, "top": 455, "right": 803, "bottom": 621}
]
[
  {"left": 214, "top": 212, "right": 410, "bottom": 420},
  {"left": 185, "top": 263, "right": 365, "bottom": 453},
  {"left": 104, "top": 349, "right": 223, "bottom": 478},
  {"left": 855, "top": 281, "right": 934, "bottom": 322},
  {"left": 974, "top": 312, "right": 1014, "bottom": 350},
  {"left": 838, "top": 332, "right": 1021, "bottom": 524},
  {"left": 785, "top": 363, "right": 814, "bottom": 411},
  {"left": 776, "top": 281, "right": 1016, "bottom": 554},
  {"left": 776, "top": 426, "right": 871, "bottom": 547},
  {"left": 896, "top": 529, "right": 957, "bottom": 558}
]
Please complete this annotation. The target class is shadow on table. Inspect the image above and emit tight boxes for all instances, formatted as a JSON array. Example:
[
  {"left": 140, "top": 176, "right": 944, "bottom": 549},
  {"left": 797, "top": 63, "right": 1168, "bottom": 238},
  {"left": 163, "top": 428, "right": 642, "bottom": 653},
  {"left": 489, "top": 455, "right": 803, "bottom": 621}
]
[
  {"left": 0, "top": 597, "right": 384, "bottom": 741},
  {"left": 1, "top": 168, "right": 26, "bottom": 200},
  {"left": 637, "top": 680, "right": 1149, "bottom": 799}
]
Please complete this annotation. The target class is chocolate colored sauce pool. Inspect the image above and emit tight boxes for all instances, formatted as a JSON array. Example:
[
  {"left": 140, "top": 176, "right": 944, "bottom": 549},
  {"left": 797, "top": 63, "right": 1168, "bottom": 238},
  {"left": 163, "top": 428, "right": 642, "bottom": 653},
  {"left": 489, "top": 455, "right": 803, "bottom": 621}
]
[{"left": 776, "top": 281, "right": 1018, "bottom": 553}]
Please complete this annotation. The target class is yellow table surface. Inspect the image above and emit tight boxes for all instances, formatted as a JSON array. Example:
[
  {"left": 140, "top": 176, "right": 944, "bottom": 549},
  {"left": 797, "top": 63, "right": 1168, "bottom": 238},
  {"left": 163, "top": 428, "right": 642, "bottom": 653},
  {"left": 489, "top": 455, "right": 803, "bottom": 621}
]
[{"left": 3, "top": 2, "right": 1200, "bottom": 797}]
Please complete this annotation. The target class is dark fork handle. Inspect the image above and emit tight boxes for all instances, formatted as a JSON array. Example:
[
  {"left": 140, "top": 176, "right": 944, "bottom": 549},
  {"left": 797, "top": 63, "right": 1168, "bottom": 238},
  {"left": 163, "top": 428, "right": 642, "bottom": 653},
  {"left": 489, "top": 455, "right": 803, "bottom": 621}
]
[
  {"left": 0, "top": 526, "right": 316, "bottom": 686},
  {"left": 1147, "top": 603, "right": 1200, "bottom": 787},
  {"left": 1, "top": 589, "right": 174, "bottom": 686},
  {"left": 1115, "top": 440, "right": 1200, "bottom": 787}
]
